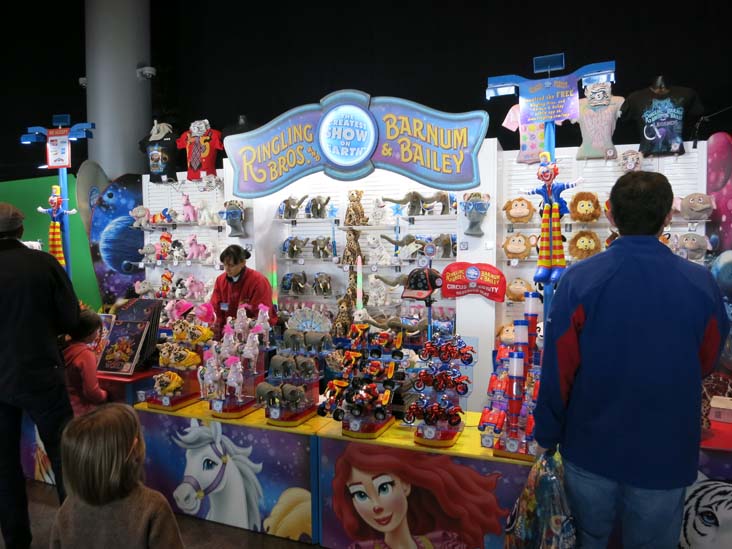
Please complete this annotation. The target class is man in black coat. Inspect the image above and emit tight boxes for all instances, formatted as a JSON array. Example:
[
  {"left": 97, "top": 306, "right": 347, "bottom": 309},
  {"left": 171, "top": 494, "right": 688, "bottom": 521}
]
[{"left": 0, "top": 202, "right": 80, "bottom": 549}]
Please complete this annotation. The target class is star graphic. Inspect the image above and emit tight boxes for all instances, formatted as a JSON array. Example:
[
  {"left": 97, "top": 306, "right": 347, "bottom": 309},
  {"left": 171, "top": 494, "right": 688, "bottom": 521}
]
[{"left": 390, "top": 203, "right": 404, "bottom": 216}]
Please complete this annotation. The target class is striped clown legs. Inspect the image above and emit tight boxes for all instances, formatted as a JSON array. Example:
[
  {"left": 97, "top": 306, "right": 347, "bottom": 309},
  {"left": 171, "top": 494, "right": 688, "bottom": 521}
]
[
  {"left": 48, "top": 220, "right": 66, "bottom": 267},
  {"left": 549, "top": 202, "right": 566, "bottom": 283},
  {"left": 534, "top": 204, "right": 552, "bottom": 283}
]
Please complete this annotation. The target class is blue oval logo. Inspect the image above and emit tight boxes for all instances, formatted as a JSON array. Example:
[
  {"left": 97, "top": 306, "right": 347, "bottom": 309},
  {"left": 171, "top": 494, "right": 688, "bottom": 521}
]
[
  {"left": 318, "top": 105, "right": 377, "bottom": 167},
  {"left": 466, "top": 266, "right": 480, "bottom": 281}
]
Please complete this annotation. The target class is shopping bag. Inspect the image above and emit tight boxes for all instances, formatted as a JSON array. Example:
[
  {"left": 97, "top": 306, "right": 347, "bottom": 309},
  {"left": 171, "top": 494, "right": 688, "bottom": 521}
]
[{"left": 504, "top": 449, "right": 576, "bottom": 549}]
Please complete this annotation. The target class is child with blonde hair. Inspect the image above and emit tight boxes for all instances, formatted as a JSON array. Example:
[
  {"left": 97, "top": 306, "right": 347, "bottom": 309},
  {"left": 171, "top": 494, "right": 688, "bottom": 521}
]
[{"left": 50, "top": 403, "right": 184, "bottom": 548}]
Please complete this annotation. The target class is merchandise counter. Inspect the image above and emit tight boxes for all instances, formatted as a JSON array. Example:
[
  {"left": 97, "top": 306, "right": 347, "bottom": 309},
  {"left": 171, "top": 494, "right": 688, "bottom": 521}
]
[
  {"left": 134, "top": 402, "right": 532, "bottom": 548},
  {"left": 316, "top": 411, "right": 531, "bottom": 549},
  {"left": 135, "top": 400, "right": 328, "bottom": 543}
]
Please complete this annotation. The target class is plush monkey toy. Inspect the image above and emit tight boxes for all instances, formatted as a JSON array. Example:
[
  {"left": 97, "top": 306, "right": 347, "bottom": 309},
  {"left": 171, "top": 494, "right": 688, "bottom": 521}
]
[
  {"left": 506, "top": 278, "right": 535, "bottom": 301},
  {"left": 502, "top": 197, "right": 536, "bottom": 223},
  {"left": 502, "top": 233, "right": 536, "bottom": 260}
]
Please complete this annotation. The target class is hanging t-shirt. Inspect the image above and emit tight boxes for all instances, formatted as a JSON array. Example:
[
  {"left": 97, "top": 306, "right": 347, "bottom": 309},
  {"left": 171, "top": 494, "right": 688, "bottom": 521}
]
[
  {"left": 176, "top": 128, "right": 224, "bottom": 180},
  {"left": 502, "top": 104, "right": 546, "bottom": 164},
  {"left": 139, "top": 130, "right": 178, "bottom": 182},
  {"left": 620, "top": 86, "right": 704, "bottom": 156},
  {"left": 573, "top": 84, "right": 624, "bottom": 160}
]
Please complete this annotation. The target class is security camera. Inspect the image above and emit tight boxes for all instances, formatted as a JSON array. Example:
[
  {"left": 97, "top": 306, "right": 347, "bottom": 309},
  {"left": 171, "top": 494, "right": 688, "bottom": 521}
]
[
  {"left": 78, "top": 77, "right": 87, "bottom": 88},
  {"left": 136, "top": 66, "right": 157, "bottom": 80}
]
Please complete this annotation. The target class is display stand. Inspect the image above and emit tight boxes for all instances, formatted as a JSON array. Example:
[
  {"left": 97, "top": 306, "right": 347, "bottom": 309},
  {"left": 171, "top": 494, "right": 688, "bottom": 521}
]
[
  {"left": 210, "top": 396, "right": 259, "bottom": 419},
  {"left": 146, "top": 367, "right": 201, "bottom": 411},
  {"left": 342, "top": 414, "right": 395, "bottom": 439},
  {"left": 266, "top": 406, "right": 317, "bottom": 427},
  {"left": 414, "top": 422, "right": 463, "bottom": 448}
]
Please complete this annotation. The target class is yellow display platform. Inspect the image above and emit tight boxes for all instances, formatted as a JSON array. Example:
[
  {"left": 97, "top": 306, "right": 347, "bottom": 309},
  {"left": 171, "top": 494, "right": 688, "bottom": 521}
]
[
  {"left": 135, "top": 403, "right": 532, "bottom": 467},
  {"left": 135, "top": 400, "right": 332, "bottom": 435},
  {"left": 316, "top": 411, "right": 533, "bottom": 466}
]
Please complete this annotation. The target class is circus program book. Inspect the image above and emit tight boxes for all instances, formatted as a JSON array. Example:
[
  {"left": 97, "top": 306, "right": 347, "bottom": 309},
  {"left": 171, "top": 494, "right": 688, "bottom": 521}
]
[
  {"left": 90, "top": 313, "right": 116, "bottom": 367},
  {"left": 97, "top": 320, "right": 150, "bottom": 376},
  {"left": 113, "top": 298, "right": 163, "bottom": 364}
]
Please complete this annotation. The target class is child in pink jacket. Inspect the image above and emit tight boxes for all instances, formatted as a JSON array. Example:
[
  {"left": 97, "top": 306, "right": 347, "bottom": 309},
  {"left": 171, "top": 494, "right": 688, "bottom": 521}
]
[{"left": 63, "top": 309, "right": 108, "bottom": 416}]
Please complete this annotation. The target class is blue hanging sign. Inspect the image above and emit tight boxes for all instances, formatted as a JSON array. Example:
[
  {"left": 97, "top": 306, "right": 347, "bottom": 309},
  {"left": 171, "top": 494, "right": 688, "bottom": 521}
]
[
  {"left": 486, "top": 61, "right": 616, "bottom": 126},
  {"left": 225, "top": 90, "right": 489, "bottom": 198}
]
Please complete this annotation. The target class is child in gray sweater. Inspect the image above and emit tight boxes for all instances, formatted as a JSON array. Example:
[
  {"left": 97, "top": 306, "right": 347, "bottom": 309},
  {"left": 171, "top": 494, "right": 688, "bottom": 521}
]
[{"left": 50, "top": 403, "right": 184, "bottom": 548}]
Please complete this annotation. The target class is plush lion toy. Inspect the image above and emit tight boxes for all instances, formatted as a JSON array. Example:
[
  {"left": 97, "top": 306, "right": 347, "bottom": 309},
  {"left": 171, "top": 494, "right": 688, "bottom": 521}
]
[
  {"left": 569, "top": 192, "right": 602, "bottom": 223},
  {"left": 569, "top": 230, "right": 602, "bottom": 259},
  {"left": 506, "top": 278, "right": 535, "bottom": 301},
  {"left": 502, "top": 197, "right": 536, "bottom": 223}
]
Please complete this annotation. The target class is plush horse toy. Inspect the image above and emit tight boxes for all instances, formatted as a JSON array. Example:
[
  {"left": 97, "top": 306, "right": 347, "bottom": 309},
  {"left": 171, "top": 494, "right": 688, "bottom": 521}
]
[
  {"left": 186, "top": 234, "right": 210, "bottom": 260},
  {"left": 181, "top": 193, "right": 198, "bottom": 223}
]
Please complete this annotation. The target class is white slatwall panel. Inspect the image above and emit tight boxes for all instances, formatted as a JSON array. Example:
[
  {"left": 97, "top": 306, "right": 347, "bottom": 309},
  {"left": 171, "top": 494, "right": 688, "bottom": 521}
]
[
  {"left": 141, "top": 169, "right": 235, "bottom": 296},
  {"left": 496, "top": 141, "right": 707, "bottom": 330}
]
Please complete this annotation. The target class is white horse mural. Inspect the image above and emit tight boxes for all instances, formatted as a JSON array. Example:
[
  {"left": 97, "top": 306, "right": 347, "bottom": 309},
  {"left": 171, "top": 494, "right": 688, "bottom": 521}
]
[{"left": 172, "top": 419, "right": 263, "bottom": 529}]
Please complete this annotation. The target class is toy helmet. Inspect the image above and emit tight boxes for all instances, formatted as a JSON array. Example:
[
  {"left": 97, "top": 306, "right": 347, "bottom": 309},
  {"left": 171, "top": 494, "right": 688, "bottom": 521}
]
[
  {"left": 171, "top": 299, "right": 194, "bottom": 321},
  {"left": 195, "top": 302, "right": 216, "bottom": 325},
  {"left": 160, "top": 231, "right": 173, "bottom": 244},
  {"left": 402, "top": 267, "right": 442, "bottom": 301}
]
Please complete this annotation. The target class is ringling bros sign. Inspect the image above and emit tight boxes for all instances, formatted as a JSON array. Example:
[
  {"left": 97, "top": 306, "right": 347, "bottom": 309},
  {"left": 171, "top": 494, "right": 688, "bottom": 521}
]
[
  {"left": 224, "top": 90, "right": 489, "bottom": 198},
  {"left": 441, "top": 262, "right": 506, "bottom": 302}
]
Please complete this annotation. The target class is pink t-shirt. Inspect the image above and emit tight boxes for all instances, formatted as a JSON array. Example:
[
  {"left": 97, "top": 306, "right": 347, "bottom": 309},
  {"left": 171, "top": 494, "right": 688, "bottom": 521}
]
[{"left": 502, "top": 104, "right": 546, "bottom": 164}]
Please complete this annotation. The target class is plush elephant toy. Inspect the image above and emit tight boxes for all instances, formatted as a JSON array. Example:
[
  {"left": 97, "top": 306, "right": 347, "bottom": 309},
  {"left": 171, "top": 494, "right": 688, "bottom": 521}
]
[
  {"left": 294, "top": 356, "right": 317, "bottom": 378},
  {"left": 269, "top": 355, "right": 297, "bottom": 378},
  {"left": 282, "top": 196, "right": 309, "bottom": 219},
  {"left": 283, "top": 328, "right": 305, "bottom": 351},
  {"left": 303, "top": 331, "right": 333, "bottom": 352},
  {"left": 308, "top": 195, "right": 331, "bottom": 218},
  {"left": 255, "top": 382, "right": 282, "bottom": 406}
]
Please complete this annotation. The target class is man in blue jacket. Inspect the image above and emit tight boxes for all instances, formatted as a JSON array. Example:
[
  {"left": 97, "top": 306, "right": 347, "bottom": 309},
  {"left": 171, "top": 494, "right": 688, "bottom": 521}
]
[{"left": 534, "top": 171, "right": 729, "bottom": 548}]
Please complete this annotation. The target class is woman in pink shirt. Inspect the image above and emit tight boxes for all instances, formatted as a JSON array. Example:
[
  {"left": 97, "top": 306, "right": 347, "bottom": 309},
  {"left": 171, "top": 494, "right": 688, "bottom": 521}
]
[{"left": 63, "top": 309, "right": 108, "bottom": 416}]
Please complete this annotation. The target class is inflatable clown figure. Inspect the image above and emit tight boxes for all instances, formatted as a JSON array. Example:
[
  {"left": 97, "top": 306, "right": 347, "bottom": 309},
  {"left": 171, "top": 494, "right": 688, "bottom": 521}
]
[
  {"left": 37, "top": 184, "right": 77, "bottom": 267},
  {"left": 524, "top": 153, "right": 582, "bottom": 283}
]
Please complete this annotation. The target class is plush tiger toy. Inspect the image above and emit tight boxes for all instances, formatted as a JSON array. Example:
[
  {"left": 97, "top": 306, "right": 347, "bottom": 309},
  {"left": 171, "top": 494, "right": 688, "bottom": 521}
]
[{"left": 680, "top": 475, "right": 732, "bottom": 548}]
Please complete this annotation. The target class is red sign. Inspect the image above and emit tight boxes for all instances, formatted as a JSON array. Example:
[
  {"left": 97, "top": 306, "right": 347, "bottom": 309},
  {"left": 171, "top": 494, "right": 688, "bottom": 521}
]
[{"left": 441, "top": 262, "right": 506, "bottom": 301}]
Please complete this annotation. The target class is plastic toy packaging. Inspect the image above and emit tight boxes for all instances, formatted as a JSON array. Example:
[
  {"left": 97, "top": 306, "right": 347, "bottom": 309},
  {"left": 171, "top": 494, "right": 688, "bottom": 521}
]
[{"left": 504, "top": 450, "right": 577, "bottom": 549}]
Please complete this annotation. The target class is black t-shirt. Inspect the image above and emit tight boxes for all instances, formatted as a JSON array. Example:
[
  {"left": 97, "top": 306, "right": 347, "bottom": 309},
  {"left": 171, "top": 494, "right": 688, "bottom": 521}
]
[
  {"left": 138, "top": 131, "right": 178, "bottom": 182},
  {"left": 620, "top": 86, "right": 704, "bottom": 156}
]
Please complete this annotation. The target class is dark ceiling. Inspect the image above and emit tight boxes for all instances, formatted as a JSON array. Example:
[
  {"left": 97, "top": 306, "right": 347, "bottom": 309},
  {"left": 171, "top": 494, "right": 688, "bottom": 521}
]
[{"left": 2, "top": 1, "right": 731, "bottom": 182}]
